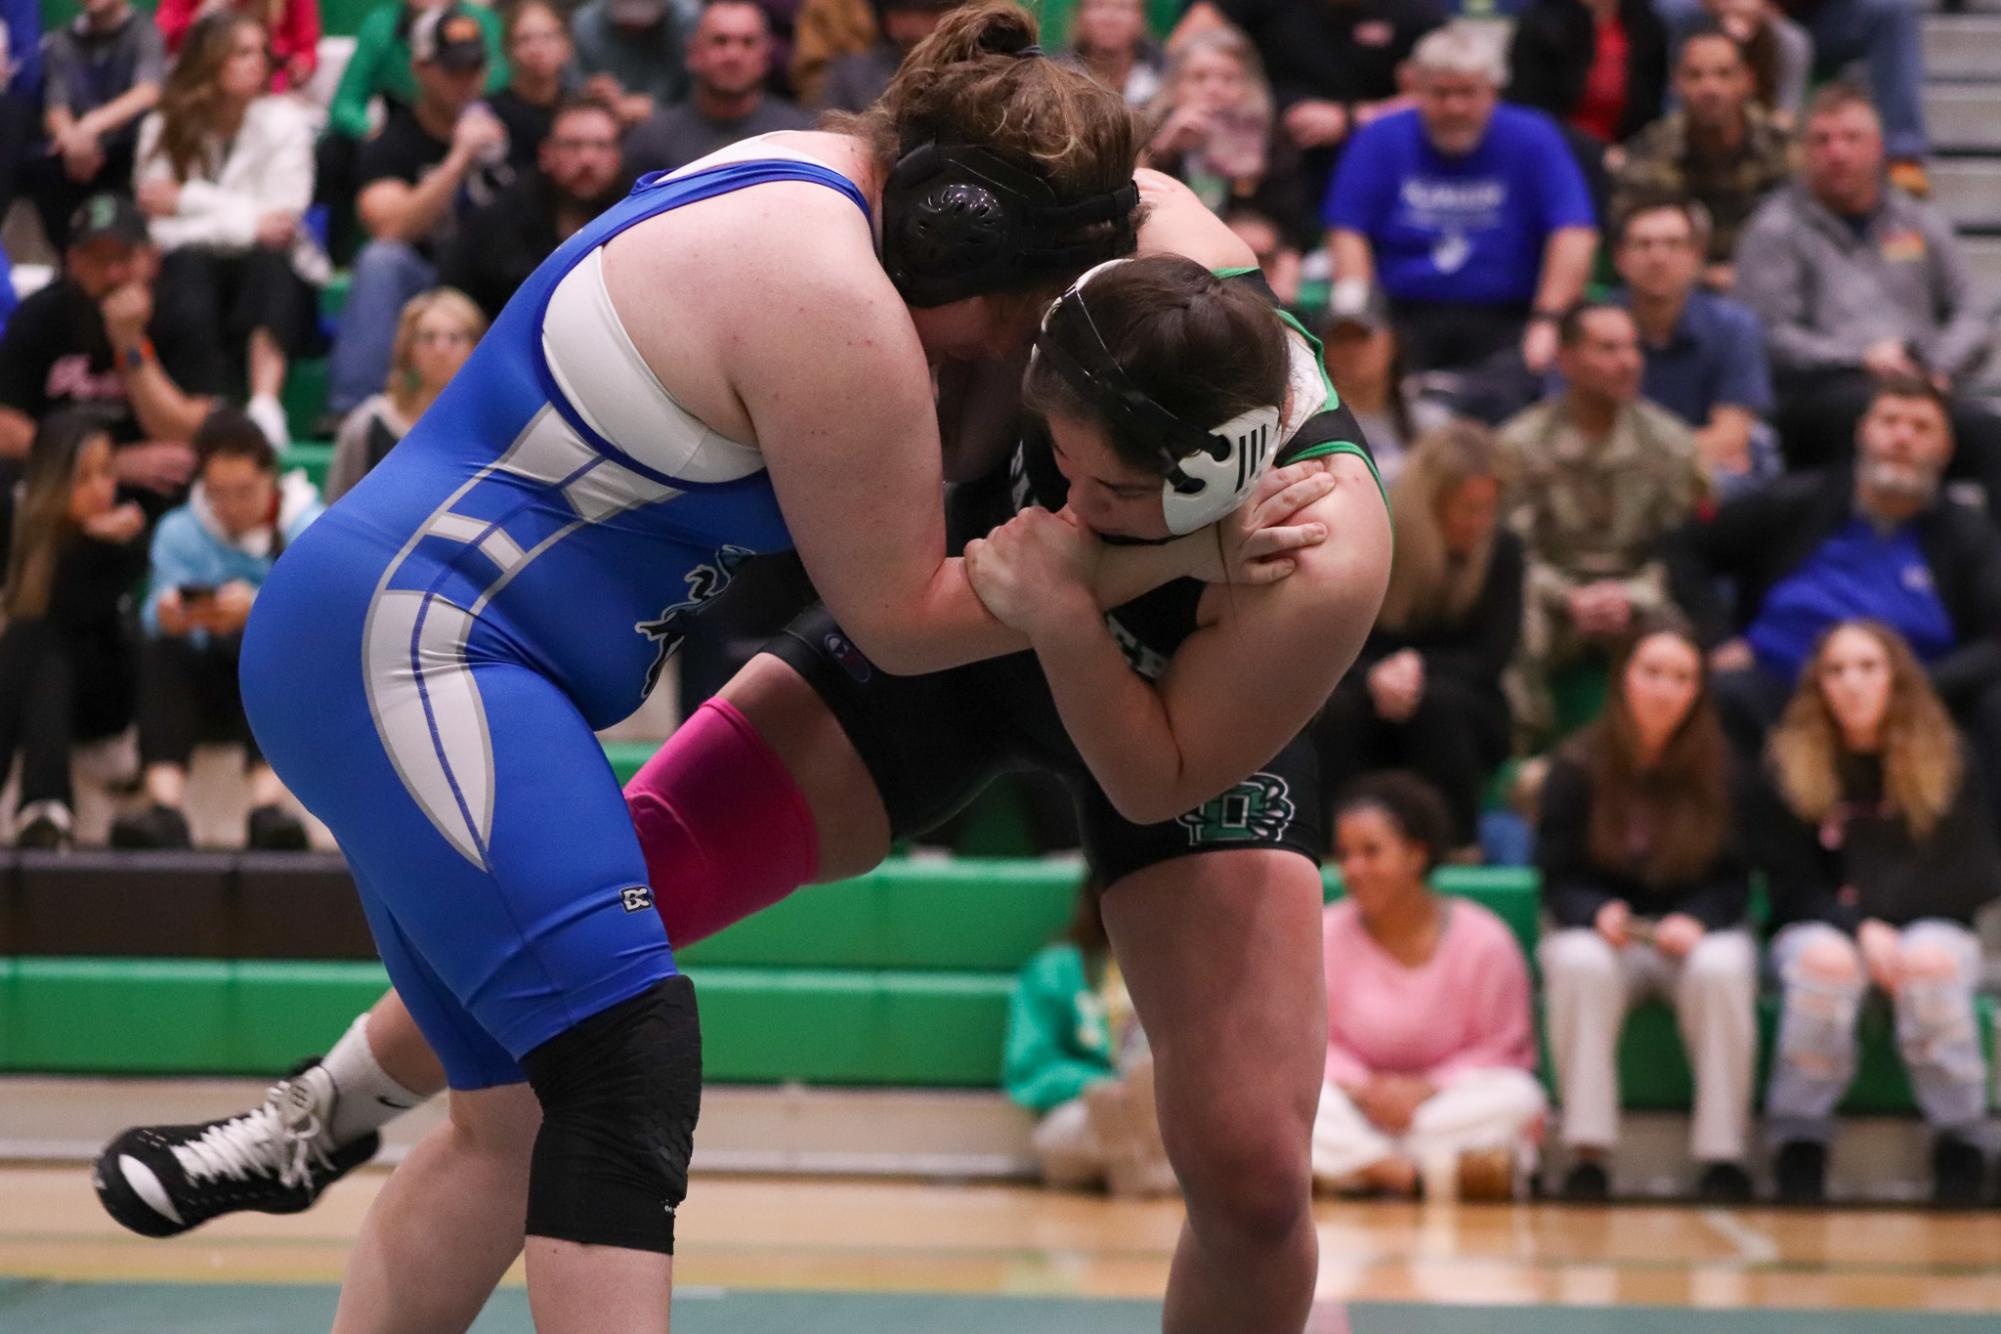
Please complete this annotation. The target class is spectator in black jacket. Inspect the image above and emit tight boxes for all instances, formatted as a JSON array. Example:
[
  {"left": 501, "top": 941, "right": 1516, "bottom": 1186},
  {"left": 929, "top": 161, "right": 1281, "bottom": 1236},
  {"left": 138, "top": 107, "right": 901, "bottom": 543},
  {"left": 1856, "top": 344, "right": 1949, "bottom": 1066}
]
[
  {"left": 1535, "top": 616, "right": 1758, "bottom": 1204},
  {"left": 0, "top": 410, "right": 148, "bottom": 848},
  {"left": 1315, "top": 422, "right": 1520, "bottom": 852},
  {"left": 1507, "top": 0, "right": 1669, "bottom": 217},
  {"left": 439, "top": 97, "right": 627, "bottom": 322},
  {"left": 1755, "top": 621, "right": 1998, "bottom": 1207},
  {"left": 1508, "top": 0, "right": 1669, "bottom": 148},
  {"left": 1662, "top": 376, "right": 2001, "bottom": 814}
]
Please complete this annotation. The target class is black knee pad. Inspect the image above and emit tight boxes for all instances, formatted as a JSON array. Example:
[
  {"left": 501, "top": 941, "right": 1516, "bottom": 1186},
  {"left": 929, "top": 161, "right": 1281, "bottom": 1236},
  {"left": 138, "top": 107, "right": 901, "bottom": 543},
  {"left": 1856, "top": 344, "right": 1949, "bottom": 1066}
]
[{"left": 519, "top": 974, "right": 701, "bottom": 1255}]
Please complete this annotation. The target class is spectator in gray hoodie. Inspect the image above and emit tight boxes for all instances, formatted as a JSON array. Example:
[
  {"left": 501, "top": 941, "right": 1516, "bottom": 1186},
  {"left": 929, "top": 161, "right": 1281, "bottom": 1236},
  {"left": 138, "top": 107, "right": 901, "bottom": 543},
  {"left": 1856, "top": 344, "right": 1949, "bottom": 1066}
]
[{"left": 1734, "top": 86, "right": 2001, "bottom": 514}]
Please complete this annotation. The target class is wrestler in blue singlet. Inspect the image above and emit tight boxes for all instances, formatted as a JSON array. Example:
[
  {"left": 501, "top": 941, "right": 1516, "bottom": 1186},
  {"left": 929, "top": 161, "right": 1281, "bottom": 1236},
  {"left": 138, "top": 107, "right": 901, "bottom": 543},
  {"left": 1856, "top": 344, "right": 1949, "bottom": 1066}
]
[{"left": 239, "top": 157, "right": 867, "bottom": 1088}]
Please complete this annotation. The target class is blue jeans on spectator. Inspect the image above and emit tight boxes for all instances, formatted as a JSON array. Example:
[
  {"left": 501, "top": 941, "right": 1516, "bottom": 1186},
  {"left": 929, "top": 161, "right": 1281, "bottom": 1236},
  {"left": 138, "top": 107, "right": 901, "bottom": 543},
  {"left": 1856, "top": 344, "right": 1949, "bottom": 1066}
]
[
  {"left": 1652, "top": 0, "right": 1927, "bottom": 157},
  {"left": 328, "top": 239, "right": 436, "bottom": 417},
  {"left": 1765, "top": 920, "right": 1987, "bottom": 1144}
]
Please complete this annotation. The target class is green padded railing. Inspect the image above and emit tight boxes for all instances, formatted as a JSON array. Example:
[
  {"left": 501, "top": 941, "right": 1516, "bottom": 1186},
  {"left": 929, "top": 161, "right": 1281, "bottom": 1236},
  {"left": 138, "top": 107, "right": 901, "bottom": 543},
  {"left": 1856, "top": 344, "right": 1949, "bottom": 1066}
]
[{"left": 1, "top": 858, "right": 1987, "bottom": 1106}]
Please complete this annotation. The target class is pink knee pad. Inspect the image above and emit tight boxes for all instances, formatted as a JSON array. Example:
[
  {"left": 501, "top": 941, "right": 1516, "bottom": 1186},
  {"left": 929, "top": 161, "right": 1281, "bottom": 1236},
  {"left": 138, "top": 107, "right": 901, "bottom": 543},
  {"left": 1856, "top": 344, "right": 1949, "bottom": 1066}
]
[{"left": 624, "top": 698, "right": 820, "bottom": 949}]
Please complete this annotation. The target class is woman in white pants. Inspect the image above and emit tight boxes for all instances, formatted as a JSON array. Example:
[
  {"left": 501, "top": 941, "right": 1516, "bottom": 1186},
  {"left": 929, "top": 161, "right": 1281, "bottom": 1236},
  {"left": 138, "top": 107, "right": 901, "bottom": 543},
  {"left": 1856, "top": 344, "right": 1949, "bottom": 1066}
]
[
  {"left": 1756, "top": 621, "right": 2000, "bottom": 1207},
  {"left": 1536, "top": 618, "right": 1761, "bottom": 1202},
  {"left": 1312, "top": 773, "right": 1547, "bottom": 1200}
]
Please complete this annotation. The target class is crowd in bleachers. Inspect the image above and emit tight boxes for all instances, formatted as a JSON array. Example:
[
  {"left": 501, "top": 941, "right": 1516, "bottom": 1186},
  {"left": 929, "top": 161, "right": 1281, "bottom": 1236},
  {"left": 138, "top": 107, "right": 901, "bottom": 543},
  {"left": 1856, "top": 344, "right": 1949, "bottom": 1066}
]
[{"left": 0, "top": 0, "right": 1993, "bottom": 1202}]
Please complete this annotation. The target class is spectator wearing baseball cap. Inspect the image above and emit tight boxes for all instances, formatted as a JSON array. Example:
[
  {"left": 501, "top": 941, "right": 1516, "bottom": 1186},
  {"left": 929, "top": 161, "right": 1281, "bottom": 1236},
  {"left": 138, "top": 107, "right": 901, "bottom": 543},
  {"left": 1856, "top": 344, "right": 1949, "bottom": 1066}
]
[
  {"left": 325, "top": 0, "right": 507, "bottom": 143},
  {"left": 0, "top": 193, "right": 210, "bottom": 506},
  {"left": 325, "top": 4, "right": 516, "bottom": 421}
]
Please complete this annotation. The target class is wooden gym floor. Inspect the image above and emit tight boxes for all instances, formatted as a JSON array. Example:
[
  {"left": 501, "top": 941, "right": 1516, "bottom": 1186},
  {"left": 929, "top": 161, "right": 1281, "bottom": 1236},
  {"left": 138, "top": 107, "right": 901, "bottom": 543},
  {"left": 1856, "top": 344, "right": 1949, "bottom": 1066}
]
[{"left": 4, "top": 1158, "right": 1999, "bottom": 1332}]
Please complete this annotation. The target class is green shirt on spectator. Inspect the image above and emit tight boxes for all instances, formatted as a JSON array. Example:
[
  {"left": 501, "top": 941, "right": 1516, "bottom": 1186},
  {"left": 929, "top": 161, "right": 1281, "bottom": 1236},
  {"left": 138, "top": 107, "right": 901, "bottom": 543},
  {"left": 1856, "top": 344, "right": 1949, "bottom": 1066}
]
[
  {"left": 327, "top": 1, "right": 509, "bottom": 140},
  {"left": 1001, "top": 944, "right": 1117, "bottom": 1115}
]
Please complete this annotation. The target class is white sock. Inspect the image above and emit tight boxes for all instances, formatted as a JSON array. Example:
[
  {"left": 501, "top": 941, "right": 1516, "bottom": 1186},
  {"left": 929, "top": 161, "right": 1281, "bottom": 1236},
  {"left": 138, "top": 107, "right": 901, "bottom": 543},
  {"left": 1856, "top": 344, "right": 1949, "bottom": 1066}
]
[
  {"left": 317, "top": 1014, "right": 427, "bottom": 1147},
  {"left": 245, "top": 394, "right": 290, "bottom": 448}
]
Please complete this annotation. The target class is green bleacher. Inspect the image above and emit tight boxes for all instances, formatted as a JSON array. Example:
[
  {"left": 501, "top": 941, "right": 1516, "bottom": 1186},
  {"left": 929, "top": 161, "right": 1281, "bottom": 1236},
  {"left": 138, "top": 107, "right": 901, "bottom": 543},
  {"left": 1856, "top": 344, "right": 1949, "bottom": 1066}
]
[{"left": 3, "top": 857, "right": 1987, "bottom": 1118}]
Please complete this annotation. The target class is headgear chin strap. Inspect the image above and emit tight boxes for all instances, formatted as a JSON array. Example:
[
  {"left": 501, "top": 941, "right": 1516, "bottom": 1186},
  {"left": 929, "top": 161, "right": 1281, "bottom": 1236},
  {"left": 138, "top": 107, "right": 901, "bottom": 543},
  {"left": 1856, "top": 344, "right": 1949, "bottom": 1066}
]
[
  {"left": 1032, "top": 259, "right": 1284, "bottom": 537},
  {"left": 879, "top": 142, "right": 1139, "bottom": 308}
]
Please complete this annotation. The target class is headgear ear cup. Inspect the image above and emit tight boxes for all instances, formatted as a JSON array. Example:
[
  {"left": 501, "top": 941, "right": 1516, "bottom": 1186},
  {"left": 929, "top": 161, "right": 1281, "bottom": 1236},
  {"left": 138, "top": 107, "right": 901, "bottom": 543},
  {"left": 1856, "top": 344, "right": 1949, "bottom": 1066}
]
[{"left": 1158, "top": 405, "right": 1283, "bottom": 536}]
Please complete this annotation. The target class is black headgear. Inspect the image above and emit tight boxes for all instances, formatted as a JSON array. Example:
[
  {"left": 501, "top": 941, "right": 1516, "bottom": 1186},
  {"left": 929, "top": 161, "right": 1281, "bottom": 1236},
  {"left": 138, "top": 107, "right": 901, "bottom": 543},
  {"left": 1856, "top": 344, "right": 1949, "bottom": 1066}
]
[{"left": 878, "top": 142, "right": 1139, "bottom": 308}]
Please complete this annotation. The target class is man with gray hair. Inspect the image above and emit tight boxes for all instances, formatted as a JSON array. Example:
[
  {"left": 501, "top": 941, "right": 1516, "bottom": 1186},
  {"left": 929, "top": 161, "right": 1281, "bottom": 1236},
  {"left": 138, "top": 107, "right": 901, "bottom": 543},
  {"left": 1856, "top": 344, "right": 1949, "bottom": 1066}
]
[{"left": 1325, "top": 21, "right": 1597, "bottom": 421}]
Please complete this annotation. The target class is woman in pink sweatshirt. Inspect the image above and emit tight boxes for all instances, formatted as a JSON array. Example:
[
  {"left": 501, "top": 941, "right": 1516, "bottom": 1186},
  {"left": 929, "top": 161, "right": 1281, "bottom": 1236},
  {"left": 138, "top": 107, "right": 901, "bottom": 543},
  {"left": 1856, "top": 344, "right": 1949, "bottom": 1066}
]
[{"left": 1314, "top": 773, "right": 1547, "bottom": 1199}]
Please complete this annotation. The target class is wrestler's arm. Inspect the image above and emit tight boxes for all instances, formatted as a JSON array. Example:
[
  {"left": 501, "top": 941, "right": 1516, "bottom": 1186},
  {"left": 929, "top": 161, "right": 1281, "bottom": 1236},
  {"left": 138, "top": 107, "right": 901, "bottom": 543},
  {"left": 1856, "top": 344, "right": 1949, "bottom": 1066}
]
[{"left": 1011, "top": 455, "right": 1390, "bottom": 825}]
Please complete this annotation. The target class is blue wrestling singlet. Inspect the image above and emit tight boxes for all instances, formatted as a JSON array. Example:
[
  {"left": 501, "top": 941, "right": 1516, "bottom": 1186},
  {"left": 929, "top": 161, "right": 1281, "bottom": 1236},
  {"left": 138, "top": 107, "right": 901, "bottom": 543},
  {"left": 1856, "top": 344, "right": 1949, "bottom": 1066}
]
[{"left": 239, "top": 156, "right": 871, "bottom": 1087}]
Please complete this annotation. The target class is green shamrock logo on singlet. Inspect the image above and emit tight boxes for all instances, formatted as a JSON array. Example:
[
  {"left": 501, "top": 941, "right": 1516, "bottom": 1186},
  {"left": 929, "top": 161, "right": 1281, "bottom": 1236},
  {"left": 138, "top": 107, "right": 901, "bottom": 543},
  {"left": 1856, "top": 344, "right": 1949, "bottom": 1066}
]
[{"left": 1175, "top": 773, "right": 1296, "bottom": 847}]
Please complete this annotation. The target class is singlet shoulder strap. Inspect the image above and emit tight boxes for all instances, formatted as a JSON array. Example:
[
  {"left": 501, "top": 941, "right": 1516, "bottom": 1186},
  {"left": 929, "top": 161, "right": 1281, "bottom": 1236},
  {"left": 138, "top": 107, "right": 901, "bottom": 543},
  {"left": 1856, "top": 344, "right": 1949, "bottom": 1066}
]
[
  {"left": 626, "top": 157, "right": 871, "bottom": 226},
  {"left": 1278, "top": 409, "right": 1386, "bottom": 510}
]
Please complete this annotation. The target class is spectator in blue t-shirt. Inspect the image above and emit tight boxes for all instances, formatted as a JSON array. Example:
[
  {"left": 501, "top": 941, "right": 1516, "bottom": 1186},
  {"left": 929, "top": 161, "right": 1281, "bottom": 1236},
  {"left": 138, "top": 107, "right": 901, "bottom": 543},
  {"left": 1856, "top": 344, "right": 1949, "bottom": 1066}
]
[
  {"left": 1612, "top": 195, "right": 1776, "bottom": 499},
  {"left": 1326, "top": 22, "right": 1597, "bottom": 423},
  {"left": 1662, "top": 376, "right": 2001, "bottom": 820}
]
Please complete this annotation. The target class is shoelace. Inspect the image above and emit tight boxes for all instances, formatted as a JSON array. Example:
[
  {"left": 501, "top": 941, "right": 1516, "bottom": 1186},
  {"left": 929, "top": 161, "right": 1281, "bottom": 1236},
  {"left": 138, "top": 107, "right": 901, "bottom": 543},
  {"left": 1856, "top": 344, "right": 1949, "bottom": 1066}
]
[{"left": 169, "top": 1079, "right": 336, "bottom": 1190}]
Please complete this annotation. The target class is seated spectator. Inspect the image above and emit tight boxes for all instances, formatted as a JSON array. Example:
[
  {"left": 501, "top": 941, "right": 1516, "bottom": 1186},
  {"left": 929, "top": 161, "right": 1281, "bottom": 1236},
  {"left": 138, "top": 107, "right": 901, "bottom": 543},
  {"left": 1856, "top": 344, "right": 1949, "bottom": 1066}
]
[
  {"left": 489, "top": 0, "right": 579, "bottom": 175},
  {"left": 112, "top": 408, "right": 322, "bottom": 851},
  {"left": 1536, "top": 617, "right": 1759, "bottom": 1203},
  {"left": 156, "top": 0, "right": 321, "bottom": 93},
  {"left": 0, "top": 195, "right": 206, "bottom": 499},
  {"left": 0, "top": 0, "right": 44, "bottom": 227},
  {"left": 1065, "top": 0, "right": 1163, "bottom": 109},
  {"left": 815, "top": 0, "right": 960, "bottom": 112},
  {"left": 1327, "top": 23, "right": 1597, "bottom": 423},
  {"left": 325, "top": 8, "right": 513, "bottom": 424},
  {"left": 1316, "top": 424, "right": 1521, "bottom": 852},
  {"left": 572, "top": 0, "right": 691, "bottom": 132},
  {"left": 441, "top": 98, "right": 625, "bottom": 323},
  {"left": 1656, "top": 0, "right": 1929, "bottom": 189},
  {"left": 1735, "top": 87, "right": 2001, "bottom": 507},
  {"left": 31, "top": 0, "right": 165, "bottom": 251},
  {"left": 1681, "top": 0, "right": 1809, "bottom": 125},
  {"left": 1611, "top": 25, "right": 1794, "bottom": 288},
  {"left": 1612, "top": 197, "right": 1777, "bottom": 496},
  {"left": 0, "top": 411, "right": 147, "bottom": 849},
  {"left": 326, "top": 288, "right": 485, "bottom": 502},
  {"left": 325, "top": 0, "right": 506, "bottom": 143},
  {"left": 1755, "top": 621, "right": 1999, "bottom": 1208},
  {"left": 1003, "top": 874, "right": 1173, "bottom": 1197},
  {"left": 1189, "top": 0, "right": 1443, "bottom": 243},
  {"left": 1505, "top": 0, "right": 1668, "bottom": 151},
  {"left": 1312, "top": 774, "right": 1546, "bottom": 1200},
  {"left": 622, "top": 0, "right": 812, "bottom": 178},
  {"left": 1497, "top": 302, "right": 1703, "bottom": 744},
  {"left": 788, "top": 0, "right": 876, "bottom": 109},
  {"left": 1320, "top": 311, "right": 1416, "bottom": 480},
  {"left": 1141, "top": 26, "right": 1303, "bottom": 245},
  {"left": 1662, "top": 377, "right": 2001, "bottom": 822},
  {"left": 133, "top": 12, "right": 328, "bottom": 450}
]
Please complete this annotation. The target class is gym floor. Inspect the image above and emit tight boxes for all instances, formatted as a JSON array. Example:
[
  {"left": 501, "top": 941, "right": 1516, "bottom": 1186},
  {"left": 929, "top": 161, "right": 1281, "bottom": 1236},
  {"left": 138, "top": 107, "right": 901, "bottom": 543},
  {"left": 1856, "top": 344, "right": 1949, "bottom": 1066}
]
[{"left": 4, "top": 1163, "right": 1998, "bottom": 1332}]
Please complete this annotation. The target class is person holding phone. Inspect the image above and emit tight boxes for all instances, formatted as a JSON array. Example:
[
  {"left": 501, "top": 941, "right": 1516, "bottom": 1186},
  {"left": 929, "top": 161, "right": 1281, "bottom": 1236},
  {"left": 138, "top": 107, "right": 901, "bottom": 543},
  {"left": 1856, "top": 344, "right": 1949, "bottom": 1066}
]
[{"left": 112, "top": 406, "right": 322, "bottom": 850}]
